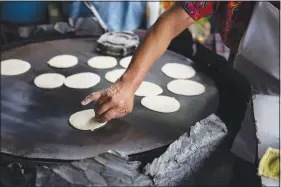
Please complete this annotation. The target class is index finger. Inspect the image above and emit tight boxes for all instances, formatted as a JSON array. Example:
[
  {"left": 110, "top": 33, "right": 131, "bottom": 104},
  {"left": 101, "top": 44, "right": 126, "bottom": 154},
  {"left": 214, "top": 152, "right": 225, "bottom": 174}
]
[{"left": 81, "top": 91, "right": 102, "bottom": 105}]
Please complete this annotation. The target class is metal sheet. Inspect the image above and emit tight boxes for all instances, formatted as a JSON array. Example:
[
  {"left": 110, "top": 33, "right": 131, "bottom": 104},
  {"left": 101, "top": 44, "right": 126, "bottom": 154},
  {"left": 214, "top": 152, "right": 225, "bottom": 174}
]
[{"left": 1, "top": 38, "right": 218, "bottom": 160}]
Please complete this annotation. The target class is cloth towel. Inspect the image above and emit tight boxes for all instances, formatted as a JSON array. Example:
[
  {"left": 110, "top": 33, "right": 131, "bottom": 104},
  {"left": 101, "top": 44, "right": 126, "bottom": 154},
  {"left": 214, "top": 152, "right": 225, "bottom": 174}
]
[{"left": 258, "top": 147, "right": 280, "bottom": 180}]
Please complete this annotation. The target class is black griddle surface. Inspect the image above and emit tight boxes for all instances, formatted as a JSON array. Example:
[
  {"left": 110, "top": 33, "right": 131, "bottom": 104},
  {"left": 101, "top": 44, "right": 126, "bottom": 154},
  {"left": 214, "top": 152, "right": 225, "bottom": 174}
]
[{"left": 1, "top": 38, "right": 218, "bottom": 160}]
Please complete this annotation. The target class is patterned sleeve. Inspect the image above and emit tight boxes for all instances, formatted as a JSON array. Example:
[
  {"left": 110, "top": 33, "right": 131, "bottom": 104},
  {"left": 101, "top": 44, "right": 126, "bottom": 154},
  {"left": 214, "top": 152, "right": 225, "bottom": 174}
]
[{"left": 182, "top": 1, "right": 216, "bottom": 20}]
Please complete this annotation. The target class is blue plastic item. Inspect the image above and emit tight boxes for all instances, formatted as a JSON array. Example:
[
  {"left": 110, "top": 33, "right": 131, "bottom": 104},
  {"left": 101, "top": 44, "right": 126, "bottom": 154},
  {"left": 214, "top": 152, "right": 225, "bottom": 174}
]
[
  {"left": 63, "top": 2, "right": 146, "bottom": 32},
  {"left": 1, "top": 2, "right": 48, "bottom": 24}
]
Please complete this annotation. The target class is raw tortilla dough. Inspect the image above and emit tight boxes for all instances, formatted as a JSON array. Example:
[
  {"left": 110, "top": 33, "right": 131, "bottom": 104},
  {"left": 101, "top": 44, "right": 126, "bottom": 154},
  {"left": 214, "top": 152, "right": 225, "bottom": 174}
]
[
  {"left": 105, "top": 69, "right": 126, "bottom": 83},
  {"left": 1, "top": 59, "right": 31, "bottom": 76},
  {"left": 69, "top": 109, "right": 107, "bottom": 131},
  {"left": 64, "top": 72, "right": 100, "bottom": 89},
  {"left": 141, "top": 95, "right": 180, "bottom": 113},
  {"left": 34, "top": 73, "right": 65, "bottom": 89},
  {"left": 88, "top": 56, "right": 117, "bottom": 69},
  {"left": 120, "top": 56, "right": 132, "bottom": 68},
  {"left": 47, "top": 55, "right": 78, "bottom": 68},
  {"left": 135, "top": 81, "right": 163, "bottom": 97},
  {"left": 167, "top": 79, "right": 205, "bottom": 96},
  {"left": 161, "top": 63, "right": 195, "bottom": 79}
]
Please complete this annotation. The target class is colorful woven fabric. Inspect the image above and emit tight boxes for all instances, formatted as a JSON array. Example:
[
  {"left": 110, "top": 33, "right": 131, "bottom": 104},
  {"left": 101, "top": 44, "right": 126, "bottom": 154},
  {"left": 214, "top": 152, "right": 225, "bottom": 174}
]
[{"left": 183, "top": 1, "right": 255, "bottom": 52}]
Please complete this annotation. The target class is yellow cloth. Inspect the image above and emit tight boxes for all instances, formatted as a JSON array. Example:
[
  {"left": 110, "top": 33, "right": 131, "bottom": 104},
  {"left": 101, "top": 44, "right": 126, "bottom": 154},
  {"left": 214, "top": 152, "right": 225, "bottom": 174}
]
[{"left": 258, "top": 147, "right": 280, "bottom": 180}]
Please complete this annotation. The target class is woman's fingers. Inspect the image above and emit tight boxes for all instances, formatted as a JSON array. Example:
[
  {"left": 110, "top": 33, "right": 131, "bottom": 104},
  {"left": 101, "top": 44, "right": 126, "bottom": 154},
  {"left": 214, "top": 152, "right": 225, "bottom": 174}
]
[
  {"left": 81, "top": 91, "right": 102, "bottom": 105},
  {"left": 97, "top": 95, "right": 110, "bottom": 105},
  {"left": 116, "top": 108, "right": 129, "bottom": 118},
  {"left": 96, "top": 101, "right": 113, "bottom": 116},
  {"left": 96, "top": 108, "right": 117, "bottom": 122},
  {"left": 81, "top": 81, "right": 135, "bottom": 122},
  {"left": 96, "top": 107, "right": 131, "bottom": 122}
]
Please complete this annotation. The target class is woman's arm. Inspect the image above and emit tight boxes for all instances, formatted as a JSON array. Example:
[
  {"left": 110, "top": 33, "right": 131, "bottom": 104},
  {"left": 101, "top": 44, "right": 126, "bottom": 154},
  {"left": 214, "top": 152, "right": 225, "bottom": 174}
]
[
  {"left": 81, "top": 3, "right": 195, "bottom": 122},
  {"left": 121, "top": 3, "right": 195, "bottom": 90}
]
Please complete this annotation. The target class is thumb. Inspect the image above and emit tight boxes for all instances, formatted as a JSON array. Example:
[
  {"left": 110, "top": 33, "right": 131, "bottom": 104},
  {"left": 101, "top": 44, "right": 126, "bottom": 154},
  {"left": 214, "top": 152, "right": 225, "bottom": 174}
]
[{"left": 81, "top": 91, "right": 102, "bottom": 105}]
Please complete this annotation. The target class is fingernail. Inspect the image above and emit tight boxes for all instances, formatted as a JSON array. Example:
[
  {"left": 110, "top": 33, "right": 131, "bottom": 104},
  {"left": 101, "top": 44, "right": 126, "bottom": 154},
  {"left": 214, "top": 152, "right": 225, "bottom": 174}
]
[{"left": 81, "top": 101, "right": 86, "bottom": 105}]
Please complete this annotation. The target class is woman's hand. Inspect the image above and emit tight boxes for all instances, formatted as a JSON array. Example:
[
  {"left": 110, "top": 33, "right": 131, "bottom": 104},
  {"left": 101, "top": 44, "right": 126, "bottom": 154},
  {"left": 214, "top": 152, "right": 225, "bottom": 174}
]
[
  {"left": 81, "top": 80, "right": 135, "bottom": 122},
  {"left": 81, "top": 4, "right": 193, "bottom": 123}
]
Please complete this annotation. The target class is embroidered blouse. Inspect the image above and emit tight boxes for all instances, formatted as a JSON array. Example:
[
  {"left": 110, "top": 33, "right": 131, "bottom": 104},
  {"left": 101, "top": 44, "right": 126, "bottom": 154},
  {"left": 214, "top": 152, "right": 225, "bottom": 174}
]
[{"left": 182, "top": 1, "right": 256, "bottom": 52}]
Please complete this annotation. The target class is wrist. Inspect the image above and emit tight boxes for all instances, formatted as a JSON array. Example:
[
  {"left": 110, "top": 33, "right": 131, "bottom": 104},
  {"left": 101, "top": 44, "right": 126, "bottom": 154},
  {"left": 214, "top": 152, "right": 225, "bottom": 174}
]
[{"left": 118, "top": 71, "right": 142, "bottom": 92}]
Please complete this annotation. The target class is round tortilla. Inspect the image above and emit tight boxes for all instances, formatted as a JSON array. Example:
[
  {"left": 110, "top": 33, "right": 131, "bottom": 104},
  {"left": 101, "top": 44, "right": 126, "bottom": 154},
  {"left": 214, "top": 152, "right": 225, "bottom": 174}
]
[
  {"left": 69, "top": 109, "right": 107, "bottom": 131},
  {"left": 34, "top": 73, "right": 65, "bottom": 89},
  {"left": 119, "top": 56, "right": 132, "bottom": 68},
  {"left": 48, "top": 55, "right": 78, "bottom": 68},
  {"left": 64, "top": 72, "right": 100, "bottom": 89},
  {"left": 135, "top": 81, "right": 163, "bottom": 97},
  {"left": 1, "top": 59, "right": 31, "bottom": 76},
  {"left": 167, "top": 80, "right": 205, "bottom": 96},
  {"left": 87, "top": 56, "right": 117, "bottom": 69},
  {"left": 105, "top": 69, "right": 126, "bottom": 83},
  {"left": 161, "top": 63, "right": 195, "bottom": 79},
  {"left": 141, "top": 95, "right": 180, "bottom": 113}
]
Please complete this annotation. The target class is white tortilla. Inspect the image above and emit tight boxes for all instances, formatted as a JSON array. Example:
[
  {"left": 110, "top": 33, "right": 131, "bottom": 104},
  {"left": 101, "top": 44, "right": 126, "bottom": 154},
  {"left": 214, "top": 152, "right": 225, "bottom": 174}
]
[
  {"left": 105, "top": 69, "right": 126, "bottom": 83},
  {"left": 1, "top": 59, "right": 31, "bottom": 76},
  {"left": 120, "top": 56, "right": 132, "bottom": 68},
  {"left": 167, "top": 80, "right": 205, "bottom": 96},
  {"left": 69, "top": 109, "right": 107, "bottom": 131},
  {"left": 141, "top": 95, "right": 180, "bottom": 113},
  {"left": 34, "top": 73, "right": 65, "bottom": 89},
  {"left": 161, "top": 63, "right": 195, "bottom": 79},
  {"left": 47, "top": 55, "right": 78, "bottom": 68},
  {"left": 87, "top": 56, "right": 117, "bottom": 69},
  {"left": 64, "top": 72, "right": 100, "bottom": 89},
  {"left": 135, "top": 81, "right": 163, "bottom": 97}
]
